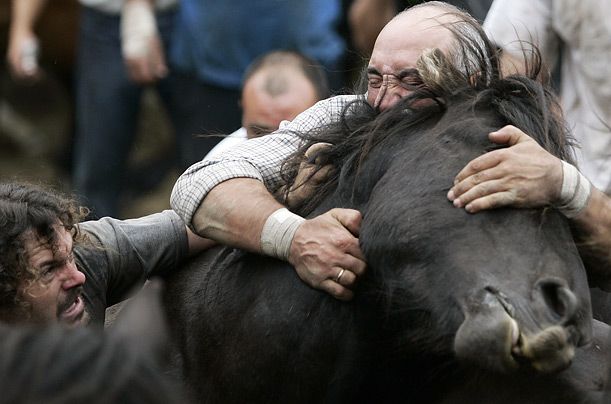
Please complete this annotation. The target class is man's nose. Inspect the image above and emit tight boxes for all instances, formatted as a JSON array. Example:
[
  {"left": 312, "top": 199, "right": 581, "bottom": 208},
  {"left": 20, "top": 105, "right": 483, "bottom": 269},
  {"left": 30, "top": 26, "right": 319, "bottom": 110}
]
[
  {"left": 374, "top": 75, "right": 411, "bottom": 112},
  {"left": 60, "top": 263, "right": 86, "bottom": 289}
]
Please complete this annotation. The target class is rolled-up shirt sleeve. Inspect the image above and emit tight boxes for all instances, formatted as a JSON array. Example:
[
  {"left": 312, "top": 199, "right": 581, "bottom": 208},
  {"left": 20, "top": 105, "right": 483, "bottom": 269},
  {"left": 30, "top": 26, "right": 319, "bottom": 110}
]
[{"left": 170, "top": 94, "right": 359, "bottom": 226}]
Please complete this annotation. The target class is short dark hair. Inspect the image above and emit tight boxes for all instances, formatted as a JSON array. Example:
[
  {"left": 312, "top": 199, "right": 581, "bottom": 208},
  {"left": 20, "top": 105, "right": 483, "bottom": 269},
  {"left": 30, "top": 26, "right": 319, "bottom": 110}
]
[
  {"left": 0, "top": 183, "right": 87, "bottom": 321},
  {"left": 242, "top": 50, "right": 330, "bottom": 101}
]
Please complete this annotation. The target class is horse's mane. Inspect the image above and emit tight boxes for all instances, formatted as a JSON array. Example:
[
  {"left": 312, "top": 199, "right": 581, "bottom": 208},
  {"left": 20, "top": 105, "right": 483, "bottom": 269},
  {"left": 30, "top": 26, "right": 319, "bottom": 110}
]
[
  {"left": 280, "top": 11, "right": 575, "bottom": 216},
  {"left": 0, "top": 324, "right": 187, "bottom": 404}
]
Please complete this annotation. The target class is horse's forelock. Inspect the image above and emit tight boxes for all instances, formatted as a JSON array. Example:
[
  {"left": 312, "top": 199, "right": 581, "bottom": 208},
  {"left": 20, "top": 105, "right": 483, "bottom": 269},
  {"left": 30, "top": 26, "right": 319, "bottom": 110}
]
[{"left": 416, "top": 48, "right": 465, "bottom": 96}]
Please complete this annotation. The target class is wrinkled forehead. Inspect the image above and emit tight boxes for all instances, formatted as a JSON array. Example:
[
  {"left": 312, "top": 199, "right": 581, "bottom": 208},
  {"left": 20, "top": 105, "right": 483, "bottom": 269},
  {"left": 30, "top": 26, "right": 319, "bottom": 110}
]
[
  {"left": 21, "top": 223, "right": 72, "bottom": 265},
  {"left": 369, "top": 8, "right": 456, "bottom": 74}
]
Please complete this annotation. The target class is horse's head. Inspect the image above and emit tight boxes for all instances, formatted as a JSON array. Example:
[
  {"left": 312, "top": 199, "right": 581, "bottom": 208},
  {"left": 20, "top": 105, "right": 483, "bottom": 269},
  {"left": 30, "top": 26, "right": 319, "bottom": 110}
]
[
  {"left": 357, "top": 92, "right": 591, "bottom": 374},
  {"left": 284, "top": 23, "right": 591, "bottom": 375}
]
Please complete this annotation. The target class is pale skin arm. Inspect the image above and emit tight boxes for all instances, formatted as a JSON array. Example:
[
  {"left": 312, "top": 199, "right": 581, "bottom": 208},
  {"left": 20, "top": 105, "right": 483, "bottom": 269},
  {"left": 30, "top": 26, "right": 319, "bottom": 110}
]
[
  {"left": 191, "top": 178, "right": 367, "bottom": 301},
  {"left": 121, "top": 0, "right": 167, "bottom": 84},
  {"left": 7, "top": 0, "right": 47, "bottom": 79}
]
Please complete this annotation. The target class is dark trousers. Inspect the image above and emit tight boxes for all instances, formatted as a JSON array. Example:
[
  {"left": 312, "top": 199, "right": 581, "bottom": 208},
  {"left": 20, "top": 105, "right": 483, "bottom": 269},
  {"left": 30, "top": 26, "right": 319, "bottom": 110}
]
[{"left": 73, "top": 6, "right": 241, "bottom": 218}]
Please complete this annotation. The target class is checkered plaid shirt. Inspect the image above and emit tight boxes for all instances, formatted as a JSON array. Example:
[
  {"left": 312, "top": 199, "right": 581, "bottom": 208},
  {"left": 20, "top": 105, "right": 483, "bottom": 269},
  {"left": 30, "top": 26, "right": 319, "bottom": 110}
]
[{"left": 171, "top": 94, "right": 361, "bottom": 226}]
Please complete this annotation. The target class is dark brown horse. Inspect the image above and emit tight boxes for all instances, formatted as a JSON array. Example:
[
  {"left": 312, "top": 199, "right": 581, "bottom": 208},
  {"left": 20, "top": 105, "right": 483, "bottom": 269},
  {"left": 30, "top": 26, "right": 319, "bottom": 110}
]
[{"left": 164, "top": 17, "right": 607, "bottom": 403}]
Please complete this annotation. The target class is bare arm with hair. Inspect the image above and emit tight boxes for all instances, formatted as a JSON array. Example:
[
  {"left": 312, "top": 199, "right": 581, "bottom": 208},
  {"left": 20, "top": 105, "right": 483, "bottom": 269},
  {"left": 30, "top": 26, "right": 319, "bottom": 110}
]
[
  {"left": 571, "top": 188, "right": 611, "bottom": 289},
  {"left": 191, "top": 177, "right": 366, "bottom": 301},
  {"left": 171, "top": 96, "right": 367, "bottom": 301},
  {"left": 7, "top": 0, "right": 47, "bottom": 79}
]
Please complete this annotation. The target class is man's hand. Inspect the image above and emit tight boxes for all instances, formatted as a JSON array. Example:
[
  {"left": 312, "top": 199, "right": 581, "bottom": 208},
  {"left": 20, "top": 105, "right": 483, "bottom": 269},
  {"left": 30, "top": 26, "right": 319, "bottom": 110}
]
[
  {"left": 288, "top": 208, "right": 367, "bottom": 301},
  {"left": 123, "top": 34, "right": 167, "bottom": 84},
  {"left": 7, "top": 30, "right": 40, "bottom": 80},
  {"left": 285, "top": 142, "right": 335, "bottom": 208},
  {"left": 121, "top": 0, "right": 167, "bottom": 84},
  {"left": 448, "top": 125, "right": 563, "bottom": 212}
]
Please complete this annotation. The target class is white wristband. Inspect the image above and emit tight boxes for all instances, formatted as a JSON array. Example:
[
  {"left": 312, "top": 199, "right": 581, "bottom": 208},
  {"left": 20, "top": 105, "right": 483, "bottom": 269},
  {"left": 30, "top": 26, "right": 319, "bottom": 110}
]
[
  {"left": 121, "top": 0, "right": 157, "bottom": 59},
  {"left": 557, "top": 161, "right": 592, "bottom": 218},
  {"left": 260, "top": 208, "right": 305, "bottom": 261}
]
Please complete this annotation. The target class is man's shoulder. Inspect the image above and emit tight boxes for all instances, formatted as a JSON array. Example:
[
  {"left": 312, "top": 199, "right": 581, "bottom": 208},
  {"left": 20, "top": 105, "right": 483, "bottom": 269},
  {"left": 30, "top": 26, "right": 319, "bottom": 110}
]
[{"left": 76, "top": 211, "right": 182, "bottom": 247}]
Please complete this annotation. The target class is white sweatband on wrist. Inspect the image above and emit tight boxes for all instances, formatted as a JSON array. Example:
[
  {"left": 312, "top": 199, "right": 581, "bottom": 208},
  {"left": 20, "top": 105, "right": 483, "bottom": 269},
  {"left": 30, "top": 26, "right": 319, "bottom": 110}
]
[
  {"left": 260, "top": 208, "right": 305, "bottom": 261},
  {"left": 556, "top": 161, "right": 592, "bottom": 218},
  {"left": 121, "top": 0, "right": 156, "bottom": 58}
]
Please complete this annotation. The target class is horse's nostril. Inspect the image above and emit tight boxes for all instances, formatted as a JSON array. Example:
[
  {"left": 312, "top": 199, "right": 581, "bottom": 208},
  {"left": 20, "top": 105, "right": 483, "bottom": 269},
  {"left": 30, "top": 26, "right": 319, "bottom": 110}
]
[
  {"left": 538, "top": 280, "right": 578, "bottom": 323},
  {"left": 541, "top": 282, "right": 565, "bottom": 318}
]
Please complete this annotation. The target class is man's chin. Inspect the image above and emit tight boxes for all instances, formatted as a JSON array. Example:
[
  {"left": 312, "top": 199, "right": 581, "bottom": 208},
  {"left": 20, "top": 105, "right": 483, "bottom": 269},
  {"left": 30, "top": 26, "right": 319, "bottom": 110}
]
[{"left": 60, "top": 310, "right": 90, "bottom": 328}]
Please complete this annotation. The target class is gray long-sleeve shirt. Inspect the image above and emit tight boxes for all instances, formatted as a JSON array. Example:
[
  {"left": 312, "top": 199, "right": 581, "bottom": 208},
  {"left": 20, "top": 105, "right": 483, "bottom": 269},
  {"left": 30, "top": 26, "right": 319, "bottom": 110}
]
[{"left": 75, "top": 210, "right": 188, "bottom": 325}]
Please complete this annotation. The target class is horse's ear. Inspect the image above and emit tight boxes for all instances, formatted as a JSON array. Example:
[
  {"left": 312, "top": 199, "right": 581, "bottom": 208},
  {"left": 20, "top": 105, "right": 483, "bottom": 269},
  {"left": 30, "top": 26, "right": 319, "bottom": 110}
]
[{"left": 108, "top": 278, "right": 169, "bottom": 362}]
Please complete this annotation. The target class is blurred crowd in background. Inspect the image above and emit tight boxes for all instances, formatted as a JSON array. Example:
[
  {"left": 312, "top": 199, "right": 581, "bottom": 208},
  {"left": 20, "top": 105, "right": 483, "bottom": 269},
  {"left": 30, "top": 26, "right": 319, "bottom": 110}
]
[{"left": 0, "top": 0, "right": 495, "bottom": 219}]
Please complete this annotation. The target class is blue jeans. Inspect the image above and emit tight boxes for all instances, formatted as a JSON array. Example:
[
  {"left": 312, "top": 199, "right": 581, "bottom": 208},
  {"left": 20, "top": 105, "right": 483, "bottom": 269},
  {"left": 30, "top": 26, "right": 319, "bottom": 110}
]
[{"left": 73, "top": 6, "right": 241, "bottom": 218}]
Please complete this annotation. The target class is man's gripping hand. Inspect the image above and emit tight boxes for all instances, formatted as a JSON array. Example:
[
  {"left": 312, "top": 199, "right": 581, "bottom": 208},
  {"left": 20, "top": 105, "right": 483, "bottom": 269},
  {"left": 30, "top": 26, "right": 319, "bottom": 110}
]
[
  {"left": 448, "top": 125, "right": 563, "bottom": 212},
  {"left": 288, "top": 208, "right": 367, "bottom": 301}
]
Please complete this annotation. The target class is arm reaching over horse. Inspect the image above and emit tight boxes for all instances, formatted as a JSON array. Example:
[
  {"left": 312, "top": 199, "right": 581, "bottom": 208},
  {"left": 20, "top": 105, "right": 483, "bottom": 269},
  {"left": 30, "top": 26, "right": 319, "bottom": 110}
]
[
  {"left": 172, "top": 96, "right": 368, "bottom": 300},
  {"left": 448, "top": 125, "right": 611, "bottom": 287},
  {"left": 187, "top": 176, "right": 366, "bottom": 301}
]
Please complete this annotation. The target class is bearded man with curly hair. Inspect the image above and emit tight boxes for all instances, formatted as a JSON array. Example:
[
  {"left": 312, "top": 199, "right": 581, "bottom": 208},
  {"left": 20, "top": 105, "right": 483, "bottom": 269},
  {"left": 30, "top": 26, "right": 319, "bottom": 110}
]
[{"left": 0, "top": 182, "right": 211, "bottom": 326}]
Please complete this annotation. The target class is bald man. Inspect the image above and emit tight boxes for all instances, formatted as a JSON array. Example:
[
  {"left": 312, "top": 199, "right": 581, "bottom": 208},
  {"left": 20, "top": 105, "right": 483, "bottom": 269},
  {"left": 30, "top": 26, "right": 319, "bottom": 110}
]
[
  {"left": 172, "top": 2, "right": 611, "bottom": 300},
  {"left": 204, "top": 51, "right": 329, "bottom": 159}
]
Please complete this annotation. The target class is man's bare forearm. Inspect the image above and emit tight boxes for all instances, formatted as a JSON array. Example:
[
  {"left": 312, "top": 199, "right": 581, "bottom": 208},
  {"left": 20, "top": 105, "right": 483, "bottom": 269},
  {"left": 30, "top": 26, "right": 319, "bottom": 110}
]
[
  {"left": 574, "top": 187, "right": 611, "bottom": 240},
  {"left": 190, "top": 178, "right": 366, "bottom": 301},
  {"left": 574, "top": 188, "right": 611, "bottom": 253},
  {"left": 191, "top": 178, "right": 284, "bottom": 253},
  {"left": 10, "top": 0, "right": 47, "bottom": 34},
  {"left": 569, "top": 188, "right": 611, "bottom": 291}
]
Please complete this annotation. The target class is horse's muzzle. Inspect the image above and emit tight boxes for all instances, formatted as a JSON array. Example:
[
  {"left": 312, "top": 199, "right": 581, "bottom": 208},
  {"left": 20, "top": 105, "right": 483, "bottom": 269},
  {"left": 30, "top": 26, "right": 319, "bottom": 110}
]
[{"left": 453, "top": 285, "right": 583, "bottom": 374}]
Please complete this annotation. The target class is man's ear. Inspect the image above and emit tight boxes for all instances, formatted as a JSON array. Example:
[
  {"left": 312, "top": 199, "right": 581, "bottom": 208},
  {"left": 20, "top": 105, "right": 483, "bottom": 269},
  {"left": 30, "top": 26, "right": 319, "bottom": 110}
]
[{"left": 108, "top": 278, "right": 169, "bottom": 362}]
